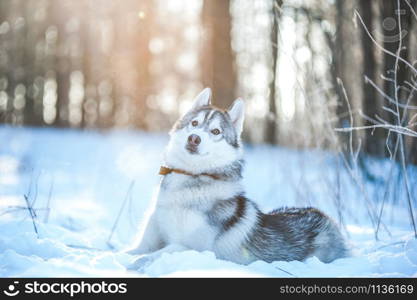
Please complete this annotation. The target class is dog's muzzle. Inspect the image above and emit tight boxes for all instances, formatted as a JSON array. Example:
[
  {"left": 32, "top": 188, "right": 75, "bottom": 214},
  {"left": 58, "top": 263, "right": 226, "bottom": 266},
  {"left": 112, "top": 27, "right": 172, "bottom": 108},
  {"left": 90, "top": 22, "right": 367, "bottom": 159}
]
[{"left": 186, "top": 134, "right": 200, "bottom": 154}]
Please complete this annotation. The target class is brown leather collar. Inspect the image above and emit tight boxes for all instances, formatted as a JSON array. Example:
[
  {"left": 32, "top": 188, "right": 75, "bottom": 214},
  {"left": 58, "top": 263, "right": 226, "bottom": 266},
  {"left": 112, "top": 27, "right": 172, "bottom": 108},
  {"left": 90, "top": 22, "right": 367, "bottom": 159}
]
[{"left": 159, "top": 166, "right": 221, "bottom": 180}]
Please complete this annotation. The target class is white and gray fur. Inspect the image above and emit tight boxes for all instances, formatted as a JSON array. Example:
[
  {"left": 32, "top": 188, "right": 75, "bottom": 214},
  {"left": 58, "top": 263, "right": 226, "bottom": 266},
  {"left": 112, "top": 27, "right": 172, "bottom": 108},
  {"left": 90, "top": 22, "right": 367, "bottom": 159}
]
[{"left": 127, "top": 88, "right": 348, "bottom": 267}]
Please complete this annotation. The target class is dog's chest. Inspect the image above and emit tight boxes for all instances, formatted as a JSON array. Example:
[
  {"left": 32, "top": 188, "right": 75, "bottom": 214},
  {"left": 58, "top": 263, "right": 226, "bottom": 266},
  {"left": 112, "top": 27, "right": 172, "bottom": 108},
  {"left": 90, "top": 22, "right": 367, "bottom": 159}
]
[
  {"left": 156, "top": 205, "right": 216, "bottom": 251},
  {"left": 155, "top": 176, "right": 217, "bottom": 250}
]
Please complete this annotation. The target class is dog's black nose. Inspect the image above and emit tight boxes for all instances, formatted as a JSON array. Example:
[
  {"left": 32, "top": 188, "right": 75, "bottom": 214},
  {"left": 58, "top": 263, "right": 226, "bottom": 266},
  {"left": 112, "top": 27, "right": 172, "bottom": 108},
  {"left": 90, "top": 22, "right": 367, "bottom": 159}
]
[{"left": 188, "top": 134, "right": 201, "bottom": 146}]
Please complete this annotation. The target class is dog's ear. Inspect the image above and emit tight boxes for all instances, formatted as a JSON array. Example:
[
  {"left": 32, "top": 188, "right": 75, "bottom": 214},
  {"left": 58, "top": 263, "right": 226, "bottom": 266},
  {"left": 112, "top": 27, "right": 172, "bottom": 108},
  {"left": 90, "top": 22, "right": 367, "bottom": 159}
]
[
  {"left": 191, "top": 88, "right": 212, "bottom": 111},
  {"left": 227, "top": 98, "right": 245, "bottom": 136}
]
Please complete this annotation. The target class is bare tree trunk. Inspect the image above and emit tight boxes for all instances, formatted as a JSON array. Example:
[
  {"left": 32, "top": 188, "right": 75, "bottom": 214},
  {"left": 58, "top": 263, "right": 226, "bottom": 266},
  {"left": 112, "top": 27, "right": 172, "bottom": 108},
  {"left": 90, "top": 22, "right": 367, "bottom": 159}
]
[
  {"left": 380, "top": 0, "right": 416, "bottom": 162},
  {"left": 201, "top": 0, "right": 236, "bottom": 108},
  {"left": 334, "top": 0, "right": 348, "bottom": 143},
  {"left": 360, "top": 0, "right": 384, "bottom": 156},
  {"left": 52, "top": 0, "right": 70, "bottom": 127},
  {"left": 265, "top": 0, "right": 282, "bottom": 144},
  {"left": 5, "top": 0, "right": 27, "bottom": 124},
  {"left": 324, "top": 0, "right": 353, "bottom": 152},
  {"left": 380, "top": 2, "right": 412, "bottom": 124},
  {"left": 405, "top": 4, "right": 417, "bottom": 165},
  {"left": 22, "top": 0, "right": 35, "bottom": 126},
  {"left": 134, "top": 1, "right": 153, "bottom": 130},
  {"left": 381, "top": 0, "right": 398, "bottom": 118}
]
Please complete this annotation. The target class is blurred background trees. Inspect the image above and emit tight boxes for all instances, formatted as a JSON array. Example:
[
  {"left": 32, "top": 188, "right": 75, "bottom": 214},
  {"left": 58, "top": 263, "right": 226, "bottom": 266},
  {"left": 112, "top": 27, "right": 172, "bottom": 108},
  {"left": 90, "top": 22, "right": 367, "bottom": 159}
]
[{"left": 0, "top": 0, "right": 416, "bottom": 163}]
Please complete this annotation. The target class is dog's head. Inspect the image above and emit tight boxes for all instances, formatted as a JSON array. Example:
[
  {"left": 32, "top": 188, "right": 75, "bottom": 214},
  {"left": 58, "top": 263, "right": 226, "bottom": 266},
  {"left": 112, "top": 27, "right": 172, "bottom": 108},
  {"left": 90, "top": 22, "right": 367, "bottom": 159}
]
[{"left": 164, "top": 88, "right": 245, "bottom": 173}]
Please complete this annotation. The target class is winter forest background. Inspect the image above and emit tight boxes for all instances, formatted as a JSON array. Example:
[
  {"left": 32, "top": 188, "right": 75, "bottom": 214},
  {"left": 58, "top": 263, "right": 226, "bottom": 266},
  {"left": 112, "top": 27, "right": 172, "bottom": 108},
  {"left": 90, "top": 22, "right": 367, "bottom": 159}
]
[
  {"left": 1, "top": 0, "right": 417, "bottom": 277},
  {"left": 1, "top": 0, "right": 417, "bottom": 153}
]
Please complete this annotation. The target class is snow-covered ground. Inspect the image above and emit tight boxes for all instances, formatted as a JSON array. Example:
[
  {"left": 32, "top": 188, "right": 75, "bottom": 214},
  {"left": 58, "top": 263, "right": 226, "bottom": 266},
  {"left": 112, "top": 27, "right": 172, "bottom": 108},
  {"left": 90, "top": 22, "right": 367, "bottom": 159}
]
[{"left": 0, "top": 125, "right": 416, "bottom": 277}]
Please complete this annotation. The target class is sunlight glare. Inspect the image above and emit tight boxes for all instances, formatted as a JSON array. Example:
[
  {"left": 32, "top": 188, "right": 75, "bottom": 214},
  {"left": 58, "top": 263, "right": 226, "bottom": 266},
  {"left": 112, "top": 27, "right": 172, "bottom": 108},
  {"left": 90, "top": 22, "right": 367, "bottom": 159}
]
[
  {"left": 278, "top": 16, "right": 296, "bottom": 121},
  {"left": 138, "top": 11, "right": 146, "bottom": 19},
  {"left": 116, "top": 145, "right": 148, "bottom": 179}
]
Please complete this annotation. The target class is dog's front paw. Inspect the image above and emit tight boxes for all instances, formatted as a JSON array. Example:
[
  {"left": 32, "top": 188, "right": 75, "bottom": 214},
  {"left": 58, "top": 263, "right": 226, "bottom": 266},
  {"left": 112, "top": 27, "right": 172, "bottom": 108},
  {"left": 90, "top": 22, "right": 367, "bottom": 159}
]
[{"left": 128, "top": 255, "right": 154, "bottom": 272}]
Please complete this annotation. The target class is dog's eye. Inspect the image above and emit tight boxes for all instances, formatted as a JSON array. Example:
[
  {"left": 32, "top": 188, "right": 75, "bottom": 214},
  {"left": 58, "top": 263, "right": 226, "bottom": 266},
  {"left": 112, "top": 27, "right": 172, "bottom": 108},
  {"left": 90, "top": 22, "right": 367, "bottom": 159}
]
[
  {"left": 191, "top": 120, "right": 198, "bottom": 127},
  {"left": 211, "top": 129, "right": 221, "bottom": 135}
]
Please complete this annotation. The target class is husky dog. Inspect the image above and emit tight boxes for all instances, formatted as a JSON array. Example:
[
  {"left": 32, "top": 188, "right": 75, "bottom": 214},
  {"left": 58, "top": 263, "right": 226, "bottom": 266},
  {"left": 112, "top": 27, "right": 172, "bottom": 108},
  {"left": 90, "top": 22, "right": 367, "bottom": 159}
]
[{"left": 128, "top": 88, "right": 347, "bottom": 268}]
